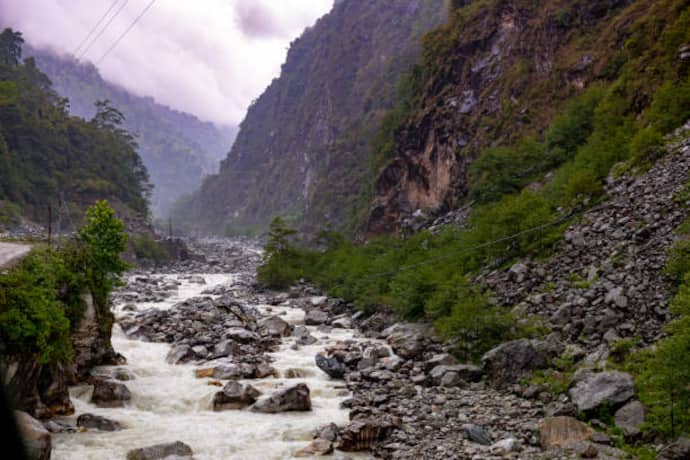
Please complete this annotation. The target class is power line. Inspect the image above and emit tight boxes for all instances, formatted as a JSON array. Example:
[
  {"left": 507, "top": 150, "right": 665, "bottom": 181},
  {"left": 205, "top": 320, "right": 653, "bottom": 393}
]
[
  {"left": 78, "top": 0, "right": 130, "bottom": 61},
  {"left": 96, "top": 0, "right": 157, "bottom": 65},
  {"left": 73, "top": 0, "right": 122, "bottom": 56}
]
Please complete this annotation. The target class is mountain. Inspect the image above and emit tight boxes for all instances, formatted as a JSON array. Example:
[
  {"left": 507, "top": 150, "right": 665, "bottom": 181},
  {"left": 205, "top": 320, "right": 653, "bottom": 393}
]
[
  {"left": 172, "top": 0, "right": 447, "bottom": 236},
  {"left": 23, "top": 46, "right": 237, "bottom": 217},
  {"left": 365, "top": 0, "right": 690, "bottom": 234},
  {"left": 0, "top": 29, "right": 150, "bottom": 228}
]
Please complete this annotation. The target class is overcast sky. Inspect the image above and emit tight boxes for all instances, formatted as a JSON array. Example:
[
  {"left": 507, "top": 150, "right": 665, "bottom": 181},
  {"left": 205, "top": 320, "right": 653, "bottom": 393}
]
[{"left": 0, "top": 0, "right": 333, "bottom": 126}]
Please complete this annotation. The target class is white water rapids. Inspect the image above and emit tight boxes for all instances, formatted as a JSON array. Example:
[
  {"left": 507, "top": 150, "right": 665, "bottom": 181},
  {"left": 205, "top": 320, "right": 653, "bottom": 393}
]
[{"left": 51, "top": 273, "right": 372, "bottom": 459}]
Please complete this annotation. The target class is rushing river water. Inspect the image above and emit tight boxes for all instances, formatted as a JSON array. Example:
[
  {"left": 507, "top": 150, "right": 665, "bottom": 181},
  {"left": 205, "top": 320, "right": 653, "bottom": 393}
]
[{"left": 52, "top": 273, "right": 370, "bottom": 459}]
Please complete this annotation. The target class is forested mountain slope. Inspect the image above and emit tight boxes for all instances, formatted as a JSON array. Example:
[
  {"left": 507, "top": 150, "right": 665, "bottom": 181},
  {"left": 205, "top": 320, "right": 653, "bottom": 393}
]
[
  {"left": 172, "top": 0, "right": 447, "bottom": 236},
  {"left": 24, "top": 46, "right": 237, "bottom": 217},
  {"left": 0, "top": 29, "right": 151, "bottom": 228}
]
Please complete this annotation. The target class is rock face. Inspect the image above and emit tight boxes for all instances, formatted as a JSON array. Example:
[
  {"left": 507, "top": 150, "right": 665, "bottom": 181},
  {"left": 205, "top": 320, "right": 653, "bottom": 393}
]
[
  {"left": 126, "top": 441, "right": 193, "bottom": 460},
  {"left": 15, "top": 411, "right": 51, "bottom": 460},
  {"left": 90, "top": 379, "right": 132, "bottom": 408},
  {"left": 481, "top": 339, "right": 548, "bottom": 385},
  {"left": 539, "top": 416, "right": 593, "bottom": 449},
  {"left": 568, "top": 371, "right": 635, "bottom": 412},
  {"left": 251, "top": 383, "right": 312, "bottom": 413},
  {"left": 76, "top": 413, "right": 122, "bottom": 431},
  {"left": 213, "top": 382, "right": 261, "bottom": 411},
  {"left": 172, "top": 0, "right": 447, "bottom": 235}
]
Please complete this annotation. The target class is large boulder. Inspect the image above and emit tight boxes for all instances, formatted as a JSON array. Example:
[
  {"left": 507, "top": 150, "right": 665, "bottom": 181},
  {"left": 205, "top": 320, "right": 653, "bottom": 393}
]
[
  {"left": 77, "top": 413, "right": 122, "bottom": 431},
  {"left": 463, "top": 424, "right": 492, "bottom": 445},
  {"left": 614, "top": 400, "right": 645, "bottom": 438},
  {"left": 15, "top": 411, "right": 51, "bottom": 460},
  {"left": 568, "top": 371, "right": 635, "bottom": 412},
  {"left": 539, "top": 416, "right": 593, "bottom": 449},
  {"left": 658, "top": 437, "right": 690, "bottom": 460},
  {"left": 126, "top": 441, "right": 193, "bottom": 460},
  {"left": 304, "top": 309, "right": 329, "bottom": 325},
  {"left": 429, "top": 364, "right": 483, "bottom": 385},
  {"left": 251, "top": 383, "right": 311, "bottom": 413},
  {"left": 384, "top": 323, "right": 427, "bottom": 360},
  {"left": 90, "top": 379, "right": 131, "bottom": 408},
  {"left": 337, "top": 417, "right": 396, "bottom": 451},
  {"left": 260, "top": 316, "right": 292, "bottom": 337},
  {"left": 213, "top": 382, "right": 261, "bottom": 411},
  {"left": 315, "top": 354, "right": 347, "bottom": 379},
  {"left": 481, "top": 339, "right": 548, "bottom": 385}
]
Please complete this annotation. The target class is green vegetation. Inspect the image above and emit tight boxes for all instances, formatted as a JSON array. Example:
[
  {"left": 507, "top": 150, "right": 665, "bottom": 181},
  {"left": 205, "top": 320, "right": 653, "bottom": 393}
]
[
  {"left": 0, "top": 28, "right": 151, "bottom": 224},
  {"left": 0, "top": 201, "right": 128, "bottom": 364},
  {"left": 131, "top": 235, "right": 171, "bottom": 265}
]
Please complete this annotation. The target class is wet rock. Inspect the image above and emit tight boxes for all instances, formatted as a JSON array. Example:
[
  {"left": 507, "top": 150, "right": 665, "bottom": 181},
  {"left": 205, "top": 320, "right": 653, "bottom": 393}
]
[
  {"left": 90, "top": 379, "right": 131, "bottom": 408},
  {"left": 166, "top": 344, "right": 192, "bottom": 364},
  {"left": 568, "top": 371, "right": 635, "bottom": 412},
  {"left": 15, "top": 410, "right": 51, "bottom": 460},
  {"left": 331, "top": 317, "right": 352, "bottom": 329},
  {"left": 225, "top": 327, "right": 259, "bottom": 343},
  {"left": 213, "top": 382, "right": 261, "bottom": 410},
  {"left": 260, "top": 315, "right": 292, "bottom": 337},
  {"left": 658, "top": 437, "right": 690, "bottom": 460},
  {"left": 337, "top": 417, "right": 395, "bottom": 451},
  {"left": 481, "top": 339, "right": 548, "bottom": 384},
  {"left": 251, "top": 383, "right": 311, "bottom": 413},
  {"left": 76, "top": 413, "right": 122, "bottom": 431},
  {"left": 614, "top": 400, "right": 645, "bottom": 438},
  {"left": 315, "top": 354, "right": 347, "bottom": 379},
  {"left": 283, "top": 368, "right": 308, "bottom": 378},
  {"left": 539, "top": 416, "right": 593, "bottom": 448},
  {"left": 113, "top": 368, "right": 135, "bottom": 381},
  {"left": 304, "top": 309, "right": 329, "bottom": 325},
  {"left": 313, "top": 423, "right": 339, "bottom": 442},
  {"left": 294, "top": 438, "right": 333, "bottom": 457},
  {"left": 463, "top": 424, "right": 492, "bottom": 445},
  {"left": 126, "top": 441, "right": 194, "bottom": 460}
]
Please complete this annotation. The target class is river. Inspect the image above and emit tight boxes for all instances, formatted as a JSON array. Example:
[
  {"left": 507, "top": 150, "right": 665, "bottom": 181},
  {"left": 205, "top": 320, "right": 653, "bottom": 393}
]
[{"left": 51, "top": 272, "right": 371, "bottom": 459}]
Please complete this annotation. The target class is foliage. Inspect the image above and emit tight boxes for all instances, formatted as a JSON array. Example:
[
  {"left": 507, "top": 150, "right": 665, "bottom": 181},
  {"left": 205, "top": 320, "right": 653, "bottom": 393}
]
[
  {"left": 665, "top": 239, "right": 690, "bottom": 285},
  {"left": 131, "top": 235, "right": 171, "bottom": 265},
  {"left": 0, "top": 202, "right": 128, "bottom": 364},
  {"left": 257, "top": 217, "right": 308, "bottom": 289},
  {"left": 0, "top": 28, "right": 152, "bottom": 223}
]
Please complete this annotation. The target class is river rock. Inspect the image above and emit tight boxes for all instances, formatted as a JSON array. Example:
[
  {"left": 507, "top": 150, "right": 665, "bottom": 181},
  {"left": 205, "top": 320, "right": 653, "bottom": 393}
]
[
  {"left": 225, "top": 327, "right": 259, "bottom": 343},
  {"left": 126, "top": 441, "right": 194, "bottom": 460},
  {"left": 429, "top": 364, "right": 483, "bottom": 386},
  {"left": 463, "top": 424, "right": 492, "bottom": 445},
  {"left": 568, "top": 371, "right": 635, "bottom": 412},
  {"left": 337, "top": 417, "right": 395, "bottom": 451},
  {"left": 304, "top": 309, "right": 329, "bottom": 325},
  {"left": 294, "top": 438, "right": 334, "bottom": 457},
  {"left": 539, "top": 416, "right": 593, "bottom": 448},
  {"left": 481, "top": 339, "right": 548, "bottom": 384},
  {"left": 260, "top": 315, "right": 292, "bottom": 337},
  {"left": 166, "top": 344, "right": 192, "bottom": 364},
  {"left": 315, "top": 354, "right": 347, "bottom": 379},
  {"left": 614, "top": 400, "right": 645, "bottom": 438},
  {"left": 251, "top": 383, "right": 311, "bottom": 413},
  {"left": 213, "top": 382, "right": 261, "bottom": 410},
  {"left": 90, "top": 380, "right": 131, "bottom": 408},
  {"left": 491, "top": 437, "right": 518, "bottom": 455},
  {"left": 76, "top": 413, "right": 122, "bottom": 431},
  {"left": 384, "top": 323, "right": 427, "bottom": 359},
  {"left": 15, "top": 410, "right": 51, "bottom": 460},
  {"left": 658, "top": 437, "right": 690, "bottom": 460}
]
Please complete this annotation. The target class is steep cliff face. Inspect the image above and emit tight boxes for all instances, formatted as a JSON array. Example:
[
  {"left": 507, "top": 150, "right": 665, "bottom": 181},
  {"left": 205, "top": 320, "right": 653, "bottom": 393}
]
[
  {"left": 174, "top": 0, "right": 446, "bottom": 235},
  {"left": 24, "top": 46, "right": 237, "bottom": 217},
  {"left": 366, "top": 0, "right": 652, "bottom": 234}
]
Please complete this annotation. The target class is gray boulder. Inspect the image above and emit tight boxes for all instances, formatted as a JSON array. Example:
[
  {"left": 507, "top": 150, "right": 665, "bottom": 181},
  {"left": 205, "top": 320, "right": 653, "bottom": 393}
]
[
  {"left": 91, "top": 380, "right": 131, "bottom": 408},
  {"left": 384, "top": 323, "right": 427, "bottom": 360},
  {"left": 251, "top": 383, "right": 311, "bottom": 413},
  {"left": 304, "top": 309, "right": 329, "bottom": 325},
  {"left": 126, "top": 441, "right": 193, "bottom": 460},
  {"left": 481, "top": 339, "right": 548, "bottom": 384},
  {"left": 429, "top": 364, "right": 483, "bottom": 385},
  {"left": 568, "top": 371, "right": 635, "bottom": 412},
  {"left": 15, "top": 411, "right": 51, "bottom": 460},
  {"left": 260, "top": 316, "right": 292, "bottom": 337},
  {"left": 77, "top": 413, "right": 122, "bottom": 431},
  {"left": 315, "top": 354, "right": 347, "bottom": 379},
  {"left": 463, "top": 424, "right": 492, "bottom": 445},
  {"left": 614, "top": 400, "right": 645, "bottom": 438},
  {"left": 213, "top": 382, "right": 261, "bottom": 410}
]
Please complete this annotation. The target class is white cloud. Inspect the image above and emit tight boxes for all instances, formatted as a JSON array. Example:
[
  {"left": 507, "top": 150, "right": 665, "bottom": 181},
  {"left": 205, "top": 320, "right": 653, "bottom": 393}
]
[{"left": 0, "top": 0, "right": 332, "bottom": 125}]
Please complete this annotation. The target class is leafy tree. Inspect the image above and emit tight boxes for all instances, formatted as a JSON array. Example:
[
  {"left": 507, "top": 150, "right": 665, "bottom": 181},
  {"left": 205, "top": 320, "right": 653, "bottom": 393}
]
[{"left": 0, "top": 28, "right": 23, "bottom": 66}]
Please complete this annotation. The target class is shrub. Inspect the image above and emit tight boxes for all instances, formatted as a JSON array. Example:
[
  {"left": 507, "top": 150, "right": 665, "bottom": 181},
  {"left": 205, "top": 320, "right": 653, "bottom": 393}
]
[
  {"left": 665, "top": 239, "right": 690, "bottom": 285},
  {"left": 131, "top": 235, "right": 171, "bottom": 265}
]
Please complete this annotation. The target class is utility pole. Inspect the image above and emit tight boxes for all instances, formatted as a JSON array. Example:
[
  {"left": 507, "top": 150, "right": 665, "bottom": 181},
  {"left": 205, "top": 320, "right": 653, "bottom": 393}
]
[{"left": 47, "top": 204, "right": 52, "bottom": 244}]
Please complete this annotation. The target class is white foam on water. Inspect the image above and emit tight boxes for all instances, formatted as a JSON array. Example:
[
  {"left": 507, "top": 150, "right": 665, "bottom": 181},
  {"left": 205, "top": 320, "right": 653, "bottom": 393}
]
[{"left": 52, "top": 273, "right": 372, "bottom": 460}]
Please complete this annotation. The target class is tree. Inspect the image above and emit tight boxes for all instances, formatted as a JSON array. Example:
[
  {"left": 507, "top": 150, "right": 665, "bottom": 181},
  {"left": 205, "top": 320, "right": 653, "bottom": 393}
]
[
  {"left": 0, "top": 28, "right": 23, "bottom": 66},
  {"left": 264, "top": 217, "right": 297, "bottom": 259}
]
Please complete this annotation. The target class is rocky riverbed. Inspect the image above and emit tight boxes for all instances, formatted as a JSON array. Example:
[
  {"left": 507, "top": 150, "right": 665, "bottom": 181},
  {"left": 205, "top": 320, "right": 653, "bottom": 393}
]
[{"left": 33, "top": 238, "right": 670, "bottom": 459}]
